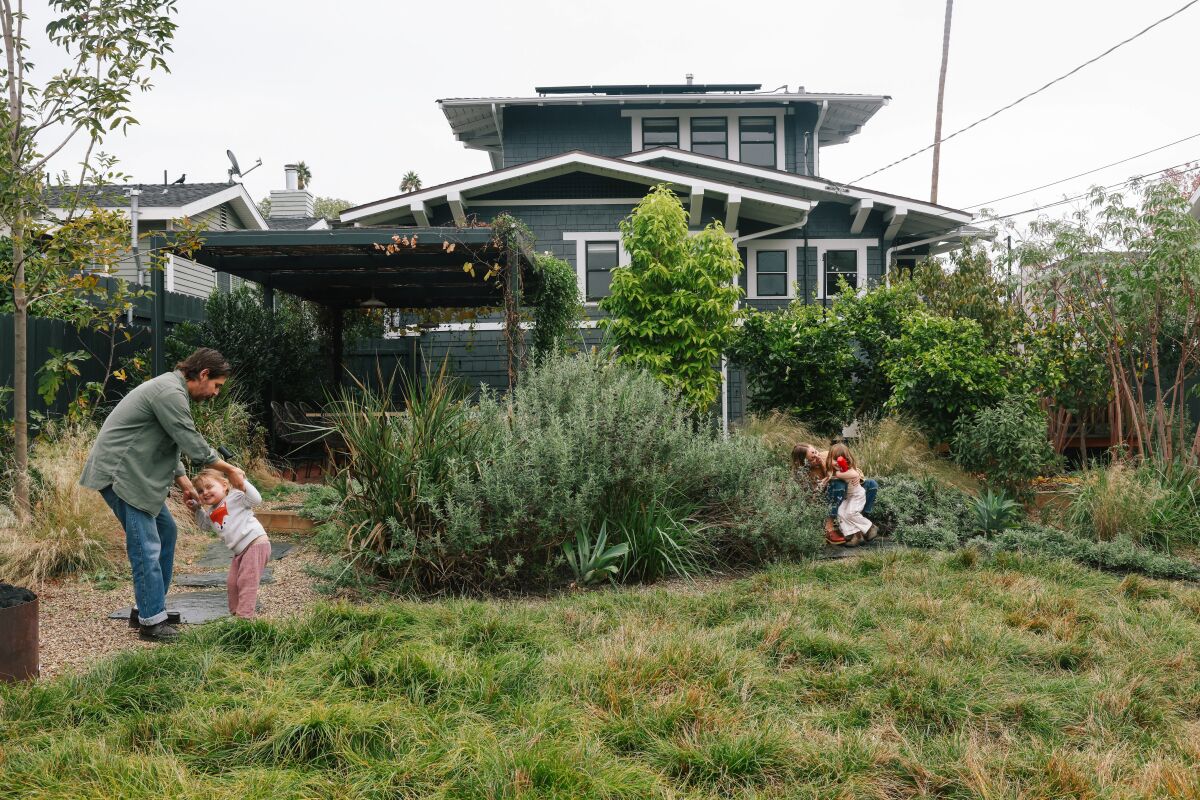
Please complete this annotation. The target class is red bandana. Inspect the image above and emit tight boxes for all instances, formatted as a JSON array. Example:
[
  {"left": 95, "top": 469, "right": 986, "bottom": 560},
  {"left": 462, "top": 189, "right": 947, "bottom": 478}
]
[{"left": 209, "top": 503, "right": 229, "bottom": 527}]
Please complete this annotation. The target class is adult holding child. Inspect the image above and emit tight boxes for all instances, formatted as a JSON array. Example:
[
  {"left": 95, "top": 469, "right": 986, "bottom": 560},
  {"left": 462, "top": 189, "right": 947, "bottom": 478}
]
[
  {"left": 792, "top": 442, "right": 878, "bottom": 546},
  {"left": 81, "top": 348, "right": 246, "bottom": 642}
]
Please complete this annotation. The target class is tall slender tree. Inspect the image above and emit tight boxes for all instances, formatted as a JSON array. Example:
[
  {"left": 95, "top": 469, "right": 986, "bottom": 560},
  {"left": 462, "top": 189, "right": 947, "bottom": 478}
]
[
  {"left": 400, "top": 170, "right": 421, "bottom": 193},
  {"left": 1, "top": 0, "right": 179, "bottom": 518}
]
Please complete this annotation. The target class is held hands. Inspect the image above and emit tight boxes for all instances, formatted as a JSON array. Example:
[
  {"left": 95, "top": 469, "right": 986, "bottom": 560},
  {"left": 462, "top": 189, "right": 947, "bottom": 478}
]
[{"left": 227, "top": 466, "right": 247, "bottom": 491}]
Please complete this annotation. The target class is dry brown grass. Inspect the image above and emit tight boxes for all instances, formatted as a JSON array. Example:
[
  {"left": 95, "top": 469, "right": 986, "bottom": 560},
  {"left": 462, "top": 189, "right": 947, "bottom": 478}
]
[
  {"left": 0, "top": 425, "right": 121, "bottom": 586},
  {"left": 739, "top": 412, "right": 979, "bottom": 492}
]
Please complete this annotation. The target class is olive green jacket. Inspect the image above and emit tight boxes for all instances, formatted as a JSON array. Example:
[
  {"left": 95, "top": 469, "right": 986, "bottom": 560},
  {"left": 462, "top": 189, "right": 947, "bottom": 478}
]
[{"left": 80, "top": 370, "right": 217, "bottom": 514}]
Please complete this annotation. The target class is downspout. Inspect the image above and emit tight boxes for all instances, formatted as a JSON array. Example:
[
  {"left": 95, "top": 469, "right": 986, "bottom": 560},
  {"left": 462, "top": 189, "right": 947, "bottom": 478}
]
[{"left": 811, "top": 100, "right": 829, "bottom": 177}]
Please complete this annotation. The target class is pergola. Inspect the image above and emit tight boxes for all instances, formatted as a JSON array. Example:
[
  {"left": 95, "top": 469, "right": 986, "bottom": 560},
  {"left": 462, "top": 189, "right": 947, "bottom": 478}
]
[{"left": 149, "top": 226, "right": 533, "bottom": 381}]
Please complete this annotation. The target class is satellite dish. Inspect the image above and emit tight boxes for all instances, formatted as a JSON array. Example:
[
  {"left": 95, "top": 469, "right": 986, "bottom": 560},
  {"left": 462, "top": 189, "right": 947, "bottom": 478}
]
[{"left": 226, "top": 149, "right": 263, "bottom": 183}]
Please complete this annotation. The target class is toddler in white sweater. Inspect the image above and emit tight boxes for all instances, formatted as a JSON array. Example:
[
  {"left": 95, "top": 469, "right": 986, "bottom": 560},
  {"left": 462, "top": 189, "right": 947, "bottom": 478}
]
[{"left": 191, "top": 468, "right": 270, "bottom": 619}]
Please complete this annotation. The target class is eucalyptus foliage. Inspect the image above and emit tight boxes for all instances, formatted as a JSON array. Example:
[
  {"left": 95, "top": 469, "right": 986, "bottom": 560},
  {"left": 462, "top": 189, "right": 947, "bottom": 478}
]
[{"left": 599, "top": 185, "right": 743, "bottom": 415}]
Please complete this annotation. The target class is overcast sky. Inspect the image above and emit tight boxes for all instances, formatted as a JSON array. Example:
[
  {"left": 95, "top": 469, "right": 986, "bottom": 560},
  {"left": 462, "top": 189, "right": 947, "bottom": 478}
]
[{"left": 23, "top": 0, "right": 1200, "bottom": 228}]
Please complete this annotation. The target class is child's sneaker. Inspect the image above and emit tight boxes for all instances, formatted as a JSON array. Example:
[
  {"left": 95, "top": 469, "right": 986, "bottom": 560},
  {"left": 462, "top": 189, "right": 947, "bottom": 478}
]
[
  {"left": 864, "top": 525, "right": 879, "bottom": 541},
  {"left": 844, "top": 533, "right": 864, "bottom": 547},
  {"left": 825, "top": 529, "right": 847, "bottom": 546}
]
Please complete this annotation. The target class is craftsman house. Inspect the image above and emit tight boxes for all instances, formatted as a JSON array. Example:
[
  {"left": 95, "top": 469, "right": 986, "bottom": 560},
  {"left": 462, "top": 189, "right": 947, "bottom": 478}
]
[{"left": 332, "top": 82, "right": 978, "bottom": 419}]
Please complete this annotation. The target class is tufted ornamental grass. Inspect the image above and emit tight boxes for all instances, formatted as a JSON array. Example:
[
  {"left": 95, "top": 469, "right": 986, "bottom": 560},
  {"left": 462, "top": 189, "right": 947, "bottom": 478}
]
[{"left": 4, "top": 550, "right": 1200, "bottom": 798}]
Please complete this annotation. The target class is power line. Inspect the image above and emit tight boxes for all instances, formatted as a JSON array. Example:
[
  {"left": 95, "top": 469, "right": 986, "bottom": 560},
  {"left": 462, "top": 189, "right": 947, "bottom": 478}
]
[
  {"left": 852, "top": 0, "right": 1200, "bottom": 184},
  {"left": 988, "top": 158, "right": 1200, "bottom": 221},
  {"left": 964, "top": 131, "right": 1200, "bottom": 209}
]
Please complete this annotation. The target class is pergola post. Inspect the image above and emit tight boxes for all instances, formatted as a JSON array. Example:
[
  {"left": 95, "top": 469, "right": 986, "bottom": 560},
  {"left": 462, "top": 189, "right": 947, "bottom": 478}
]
[
  {"left": 262, "top": 279, "right": 277, "bottom": 457},
  {"left": 505, "top": 238, "right": 523, "bottom": 391},
  {"left": 331, "top": 308, "right": 344, "bottom": 390}
]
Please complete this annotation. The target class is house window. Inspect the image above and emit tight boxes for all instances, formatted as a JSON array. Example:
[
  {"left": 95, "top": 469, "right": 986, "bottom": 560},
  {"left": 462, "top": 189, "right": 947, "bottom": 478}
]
[
  {"left": 755, "top": 250, "right": 787, "bottom": 297},
  {"left": 691, "top": 117, "right": 727, "bottom": 159},
  {"left": 586, "top": 241, "right": 619, "bottom": 301},
  {"left": 642, "top": 117, "right": 679, "bottom": 149},
  {"left": 739, "top": 116, "right": 776, "bottom": 167},
  {"left": 824, "top": 250, "right": 858, "bottom": 294}
]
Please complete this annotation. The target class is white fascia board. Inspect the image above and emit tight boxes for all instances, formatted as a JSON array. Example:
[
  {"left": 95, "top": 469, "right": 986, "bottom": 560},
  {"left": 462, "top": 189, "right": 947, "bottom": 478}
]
[
  {"left": 341, "top": 152, "right": 812, "bottom": 225},
  {"left": 180, "top": 184, "right": 269, "bottom": 230},
  {"left": 622, "top": 149, "right": 973, "bottom": 223},
  {"left": 439, "top": 93, "right": 888, "bottom": 109}
]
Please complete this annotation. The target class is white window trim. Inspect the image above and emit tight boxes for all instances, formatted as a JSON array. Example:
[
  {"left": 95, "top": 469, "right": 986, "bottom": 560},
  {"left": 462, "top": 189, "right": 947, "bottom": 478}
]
[
  {"left": 814, "top": 239, "right": 870, "bottom": 300},
  {"left": 563, "top": 232, "right": 630, "bottom": 305},
  {"left": 165, "top": 253, "right": 175, "bottom": 293},
  {"left": 624, "top": 109, "right": 786, "bottom": 170},
  {"left": 745, "top": 241, "right": 798, "bottom": 300}
]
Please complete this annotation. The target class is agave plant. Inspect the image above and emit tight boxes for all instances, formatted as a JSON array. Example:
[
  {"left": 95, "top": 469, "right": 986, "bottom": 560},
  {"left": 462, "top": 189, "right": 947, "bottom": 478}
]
[
  {"left": 973, "top": 489, "right": 1021, "bottom": 537},
  {"left": 562, "top": 522, "right": 628, "bottom": 587}
]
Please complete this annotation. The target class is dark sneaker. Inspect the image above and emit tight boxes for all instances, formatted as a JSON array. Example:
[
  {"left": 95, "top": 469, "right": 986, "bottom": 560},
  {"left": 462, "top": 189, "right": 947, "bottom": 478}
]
[
  {"left": 865, "top": 524, "right": 879, "bottom": 541},
  {"left": 138, "top": 622, "right": 181, "bottom": 642}
]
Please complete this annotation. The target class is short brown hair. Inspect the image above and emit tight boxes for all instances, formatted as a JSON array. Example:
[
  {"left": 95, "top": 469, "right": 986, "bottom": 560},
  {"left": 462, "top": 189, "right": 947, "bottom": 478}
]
[{"left": 176, "top": 348, "right": 231, "bottom": 380}]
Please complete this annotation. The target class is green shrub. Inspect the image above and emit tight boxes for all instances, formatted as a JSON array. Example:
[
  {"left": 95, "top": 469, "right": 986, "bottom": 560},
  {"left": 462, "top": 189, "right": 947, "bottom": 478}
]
[
  {"left": 728, "top": 303, "right": 856, "bottom": 436},
  {"left": 988, "top": 524, "right": 1200, "bottom": 582},
  {"left": 885, "top": 314, "right": 1013, "bottom": 444},
  {"left": 870, "top": 474, "right": 975, "bottom": 550},
  {"left": 526, "top": 253, "right": 584, "bottom": 361},
  {"left": 953, "top": 397, "right": 1058, "bottom": 496}
]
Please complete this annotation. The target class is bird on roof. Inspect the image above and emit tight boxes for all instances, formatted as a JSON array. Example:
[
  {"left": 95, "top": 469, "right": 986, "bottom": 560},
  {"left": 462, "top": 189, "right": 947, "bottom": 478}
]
[{"left": 171, "top": 174, "right": 186, "bottom": 184}]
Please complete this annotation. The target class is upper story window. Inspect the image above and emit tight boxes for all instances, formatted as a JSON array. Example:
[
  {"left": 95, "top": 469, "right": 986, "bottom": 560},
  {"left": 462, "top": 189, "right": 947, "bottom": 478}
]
[
  {"left": 586, "top": 241, "right": 619, "bottom": 301},
  {"left": 739, "top": 116, "right": 776, "bottom": 167},
  {"left": 824, "top": 250, "right": 858, "bottom": 295},
  {"left": 642, "top": 117, "right": 679, "bottom": 149},
  {"left": 691, "top": 117, "right": 727, "bottom": 160}
]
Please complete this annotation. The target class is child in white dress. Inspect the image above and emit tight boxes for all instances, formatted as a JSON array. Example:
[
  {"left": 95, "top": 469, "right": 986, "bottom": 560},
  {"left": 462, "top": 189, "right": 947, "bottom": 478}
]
[{"left": 827, "top": 443, "right": 876, "bottom": 547}]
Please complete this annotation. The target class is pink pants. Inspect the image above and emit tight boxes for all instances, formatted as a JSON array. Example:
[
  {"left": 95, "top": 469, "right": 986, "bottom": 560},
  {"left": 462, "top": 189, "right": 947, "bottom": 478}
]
[{"left": 227, "top": 537, "right": 271, "bottom": 618}]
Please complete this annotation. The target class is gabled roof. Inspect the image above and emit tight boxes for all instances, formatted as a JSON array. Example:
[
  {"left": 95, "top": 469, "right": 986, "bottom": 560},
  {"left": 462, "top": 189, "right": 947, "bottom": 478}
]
[
  {"left": 623, "top": 148, "right": 973, "bottom": 238},
  {"left": 44, "top": 182, "right": 268, "bottom": 230},
  {"left": 439, "top": 89, "right": 889, "bottom": 155},
  {"left": 339, "top": 150, "right": 814, "bottom": 228}
]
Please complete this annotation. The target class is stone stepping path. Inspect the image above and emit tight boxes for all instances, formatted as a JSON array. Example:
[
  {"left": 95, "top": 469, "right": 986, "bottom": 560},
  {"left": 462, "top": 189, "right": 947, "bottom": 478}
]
[
  {"left": 108, "top": 541, "right": 295, "bottom": 625},
  {"left": 818, "top": 537, "right": 898, "bottom": 560},
  {"left": 109, "top": 590, "right": 260, "bottom": 625}
]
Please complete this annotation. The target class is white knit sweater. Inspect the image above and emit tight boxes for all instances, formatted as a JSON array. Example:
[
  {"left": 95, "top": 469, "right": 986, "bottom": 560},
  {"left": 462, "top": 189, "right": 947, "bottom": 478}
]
[{"left": 195, "top": 480, "right": 268, "bottom": 555}]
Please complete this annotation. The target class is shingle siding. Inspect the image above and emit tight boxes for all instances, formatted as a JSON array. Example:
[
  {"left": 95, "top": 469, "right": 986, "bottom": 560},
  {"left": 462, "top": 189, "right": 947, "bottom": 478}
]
[{"left": 503, "top": 105, "right": 631, "bottom": 167}]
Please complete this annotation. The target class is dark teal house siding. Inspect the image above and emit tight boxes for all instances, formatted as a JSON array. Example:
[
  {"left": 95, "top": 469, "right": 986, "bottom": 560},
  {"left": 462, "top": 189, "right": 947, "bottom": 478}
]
[{"left": 502, "top": 105, "right": 631, "bottom": 166}]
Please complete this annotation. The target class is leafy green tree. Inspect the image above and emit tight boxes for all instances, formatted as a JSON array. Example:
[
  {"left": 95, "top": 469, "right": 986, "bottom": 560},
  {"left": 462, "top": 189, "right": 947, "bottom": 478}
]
[
  {"left": 1, "top": 0, "right": 179, "bottom": 517},
  {"left": 728, "top": 302, "right": 856, "bottom": 436},
  {"left": 902, "top": 243, "right": 1021, "bottom": 351},
  {"left": 526, "top": 253, "right": 582, "bottom": 361},
  {"left": 257, "top": 196, "right": 352, "bottom": 220},
  {"left": 885, "top": 313, "right": 1013, "bottom": 444},
  {"left": 953, "top": 397, "right": 1059, "bottom": 497},
  {"left": 832, "top": 280, "right": 923, "bottom": 418},
  {"left": 1021, "top": 180, "right": 1200, "bottom": 461},
  {"left": 599, "top": 185, "right": 742, "bottom": 415}
]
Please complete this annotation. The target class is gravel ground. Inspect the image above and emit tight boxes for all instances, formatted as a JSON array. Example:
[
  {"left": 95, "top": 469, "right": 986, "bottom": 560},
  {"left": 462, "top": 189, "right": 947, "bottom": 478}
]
[{"left": 35, "top": 522, "right": 332, "bottom": 681}]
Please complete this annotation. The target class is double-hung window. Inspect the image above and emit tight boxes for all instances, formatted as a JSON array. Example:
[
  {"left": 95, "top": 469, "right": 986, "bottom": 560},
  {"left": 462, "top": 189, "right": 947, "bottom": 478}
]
[
  {"left": 641, "top": 117, "right": 679, "bottom": 149},
  {"left": 586, "top": 241, "right": 619, "bottom": 301},
  {"left": 755, "top": 250, "right": 788, "bottom": 297},
  {"left": 739, "top": 116, "right": 776, "bottom": 167},
  {"left": 824, "top": 250, "right": 858, "bottom": 295},
  {"left": 691, "top": 117, "right": 727, "bottom": 159}
]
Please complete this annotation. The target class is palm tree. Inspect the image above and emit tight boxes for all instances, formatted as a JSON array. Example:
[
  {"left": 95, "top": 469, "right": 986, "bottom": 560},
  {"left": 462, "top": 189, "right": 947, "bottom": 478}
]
[
  {"left": 296, "top": 161, "right": 312, "bottom": 191},
  {"left": 400, "top": 170, "right": 422, "bottom": 193}
]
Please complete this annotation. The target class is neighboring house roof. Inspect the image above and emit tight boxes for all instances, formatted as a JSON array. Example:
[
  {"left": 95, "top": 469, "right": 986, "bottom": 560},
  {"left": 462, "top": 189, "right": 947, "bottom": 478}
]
[
  {"left": 44, "top": 182, "right": 268, "bottom": 230},
  {"left": 339, "top": 150, "right": 816, "bottom": 229},
  {"left": 439, "top": 89, "right": 889, "bottom": 155},
  {"left": 265, "top": 216, "right": 330, "bottom": 230}
]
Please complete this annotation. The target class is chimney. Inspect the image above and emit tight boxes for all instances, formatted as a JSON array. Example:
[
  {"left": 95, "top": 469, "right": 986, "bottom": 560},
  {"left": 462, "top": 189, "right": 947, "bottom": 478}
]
[
  {"left": 269, "top": 163, "right": 314, "bottom": 218},
  {"left": 686, "top": 73, "right": 694, "bottom": 85}
]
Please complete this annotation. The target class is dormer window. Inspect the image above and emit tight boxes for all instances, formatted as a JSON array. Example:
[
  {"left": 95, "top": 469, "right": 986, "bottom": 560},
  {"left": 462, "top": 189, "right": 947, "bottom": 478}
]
[
  {"left": 739, "top": 117, "right": 776, "bottom": 167},
  {"left": 691, "top": 117, "right": 728, "bottom": 159},
  {"left": 642, "top": 117, "right": 679, "bottom": 149}
]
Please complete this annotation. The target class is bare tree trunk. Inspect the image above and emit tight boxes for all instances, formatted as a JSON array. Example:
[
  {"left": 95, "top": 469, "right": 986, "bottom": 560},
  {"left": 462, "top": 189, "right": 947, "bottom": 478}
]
[
  {"left": 929, "top": 0, "right": 954, "bottom": 204},
  {"left": 12, "top": 221, "right": 30, "bottom": 520}
]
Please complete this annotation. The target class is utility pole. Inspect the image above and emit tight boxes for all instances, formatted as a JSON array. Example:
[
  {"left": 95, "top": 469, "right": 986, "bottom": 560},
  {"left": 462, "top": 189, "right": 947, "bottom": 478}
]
[{"left": 930, "top": 0, "right": 954, "bottom": 204}]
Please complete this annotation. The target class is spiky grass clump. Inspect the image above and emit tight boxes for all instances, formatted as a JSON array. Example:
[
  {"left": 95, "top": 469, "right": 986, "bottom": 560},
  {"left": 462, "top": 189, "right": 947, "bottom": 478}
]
[
  {"left": 4, "top": 552, "right": 1200, "bottom": 797},
  {"left": 0, "top": 424, "right": 118, "bottom": 585},
  {"left": 1062, "top": 459, "right": 1200, "bottom": 550}
]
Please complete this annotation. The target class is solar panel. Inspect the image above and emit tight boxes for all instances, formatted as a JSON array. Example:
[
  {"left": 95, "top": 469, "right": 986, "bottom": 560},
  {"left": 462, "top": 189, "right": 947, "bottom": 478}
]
[{"left": 534, "top": 84, "right": 762, "bottom": 96}]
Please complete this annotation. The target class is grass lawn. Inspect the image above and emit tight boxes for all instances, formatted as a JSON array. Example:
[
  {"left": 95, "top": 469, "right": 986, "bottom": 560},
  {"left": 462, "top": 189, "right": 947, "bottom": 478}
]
[{"left": 3, "top": 549, "right": 1199, "bottom": 799}]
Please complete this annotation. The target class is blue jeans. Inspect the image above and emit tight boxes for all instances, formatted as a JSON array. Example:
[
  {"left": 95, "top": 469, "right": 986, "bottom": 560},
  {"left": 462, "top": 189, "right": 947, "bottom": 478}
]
[
  {"left": 827, "top": 478, "right": 878, "bottom": 519},
  {"left": 100, "top": 486, "right": 177, "bottom": 626}
]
